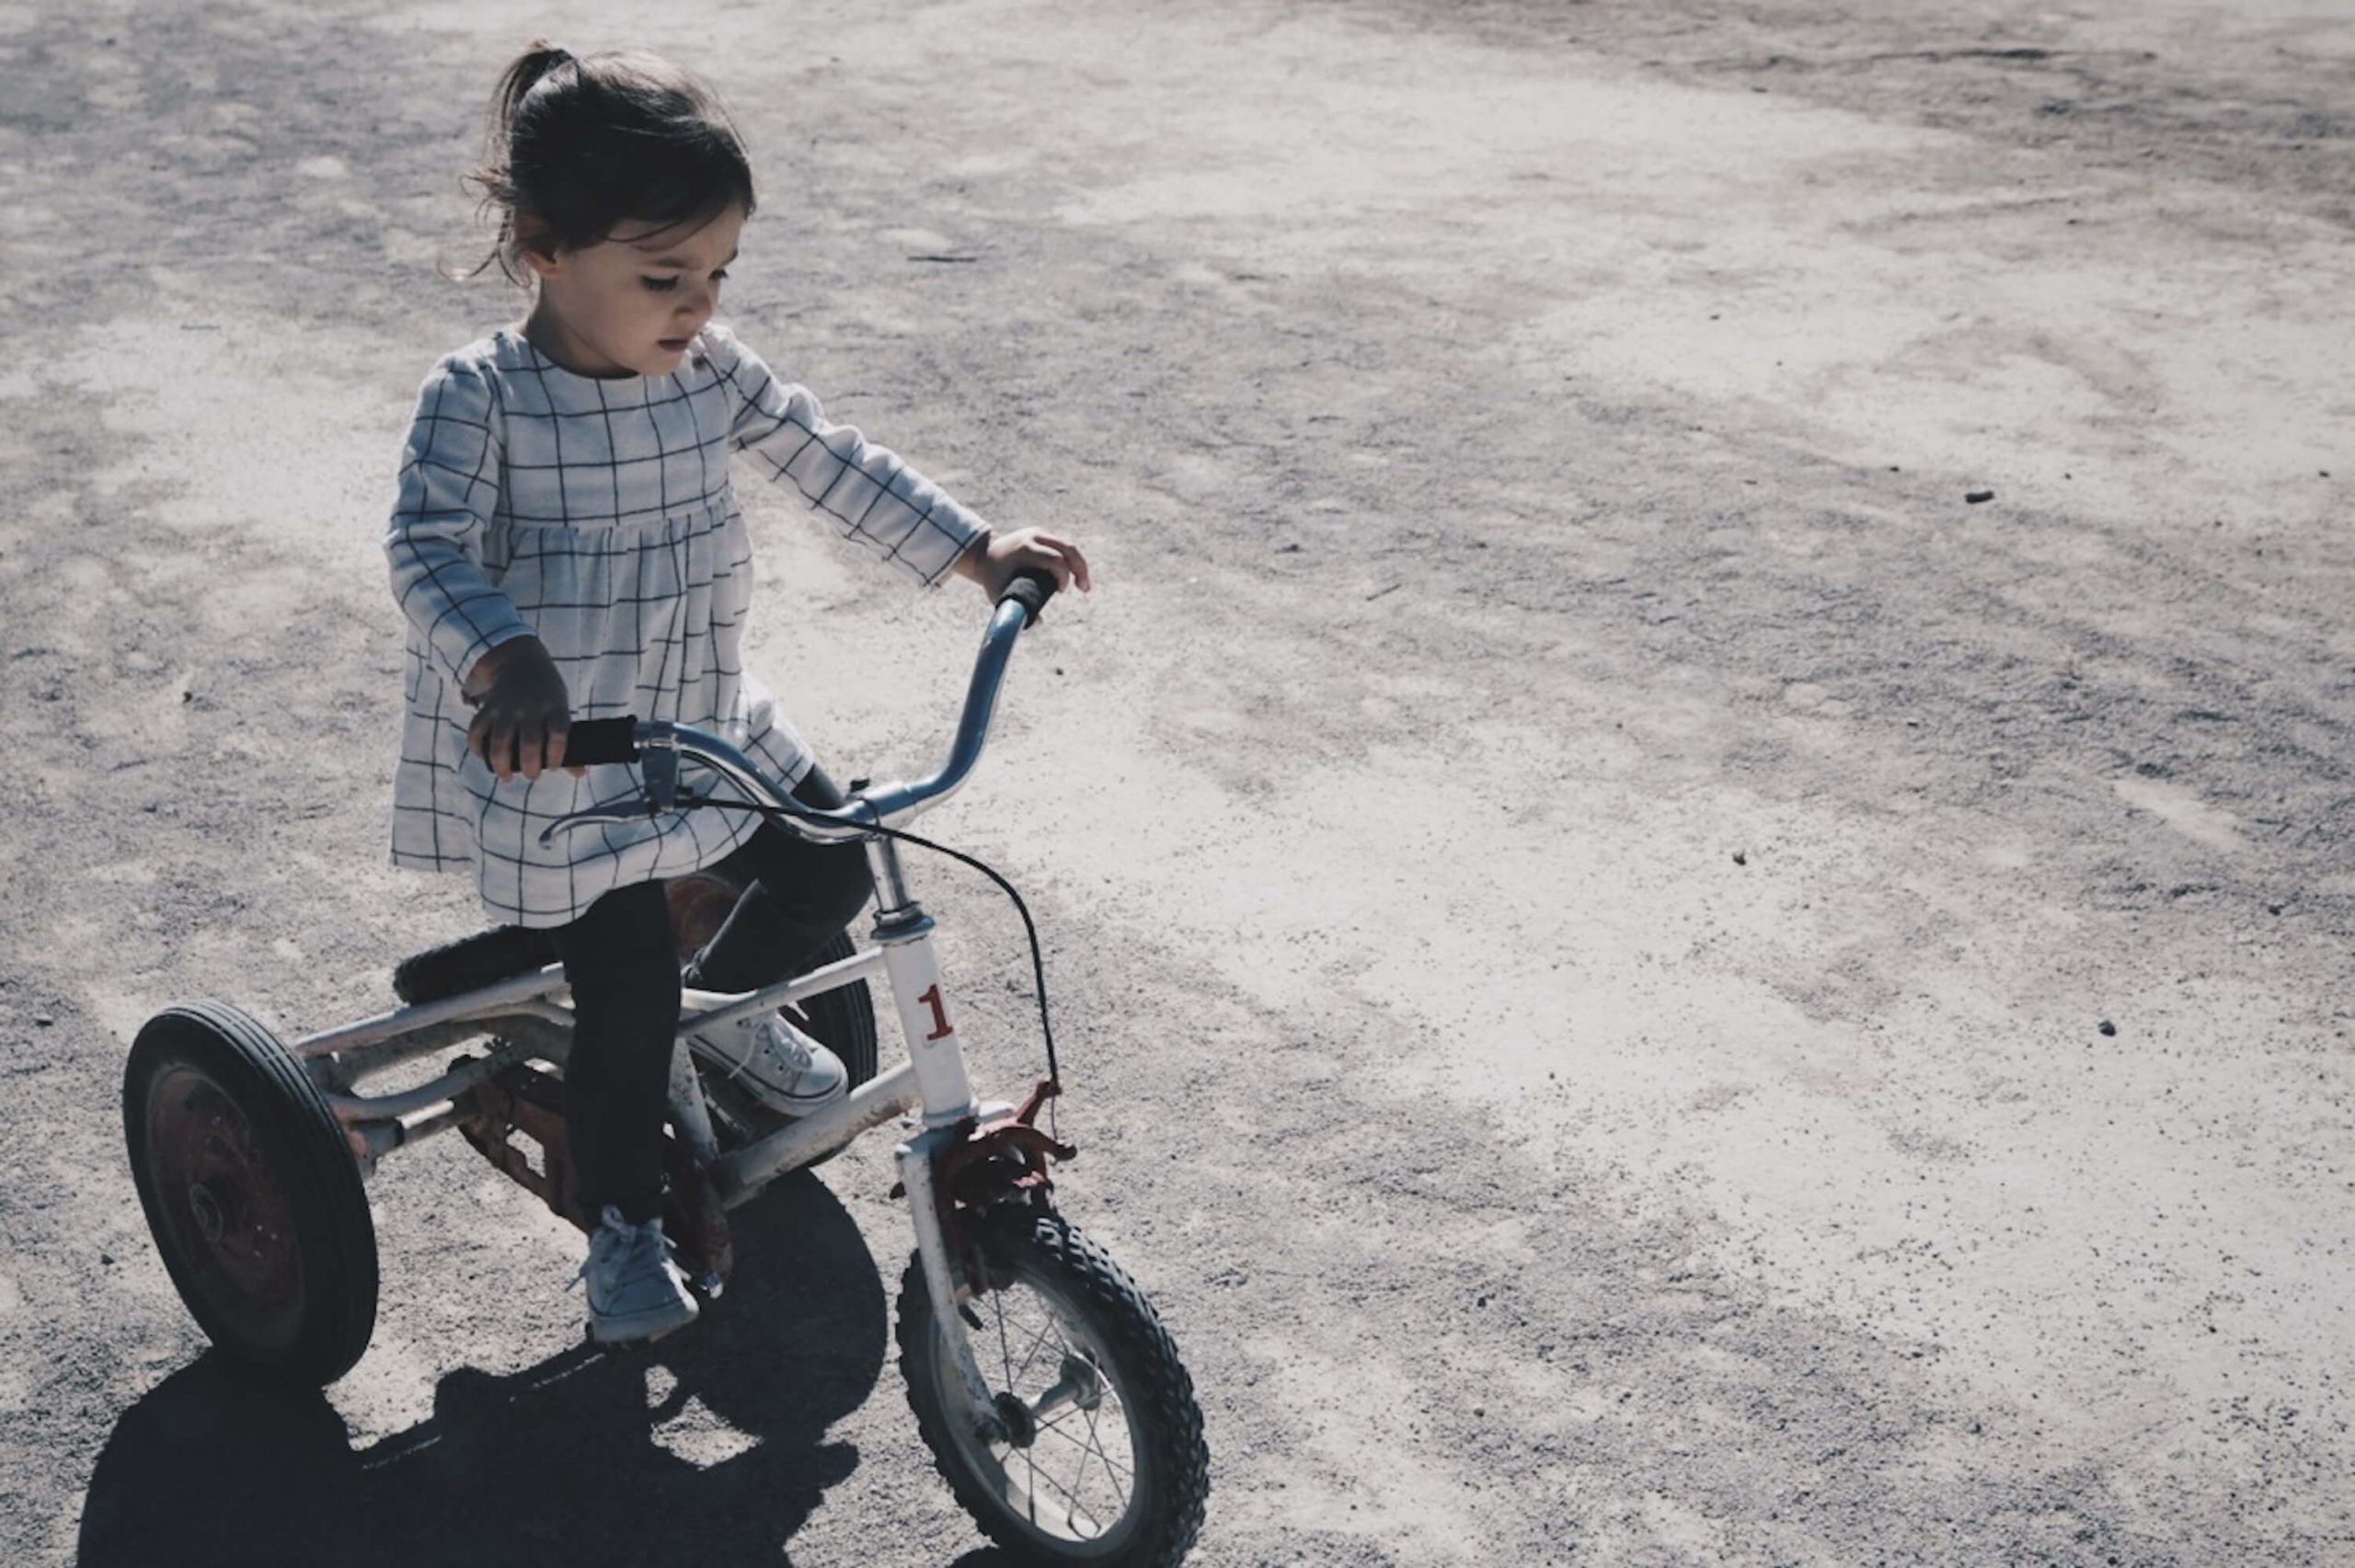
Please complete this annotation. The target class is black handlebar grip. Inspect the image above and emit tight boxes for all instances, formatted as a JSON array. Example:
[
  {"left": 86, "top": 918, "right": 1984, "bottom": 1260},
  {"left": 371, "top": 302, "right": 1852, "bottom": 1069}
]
[
  {"left": 560, "top": 716, "right": 640, "bottom": 767},
  {"left": 1000, "top": 567, "right": 1061, "bottom": 628}
]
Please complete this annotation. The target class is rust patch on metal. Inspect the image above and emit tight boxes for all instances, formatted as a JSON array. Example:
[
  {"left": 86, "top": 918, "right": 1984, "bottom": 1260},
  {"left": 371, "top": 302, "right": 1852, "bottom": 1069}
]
[
  {"left": 454, "top": 1056, "right": 731, "bottom": 1288},
  {"left": 929, "top": 1078, "right": 1078, "bottom": 1290}
]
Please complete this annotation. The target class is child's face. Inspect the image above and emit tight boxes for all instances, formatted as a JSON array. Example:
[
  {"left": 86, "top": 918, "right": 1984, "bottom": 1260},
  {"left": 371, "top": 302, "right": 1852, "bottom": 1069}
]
[{"left": 523, "top": 202, "right": 746, "bottom": 378}]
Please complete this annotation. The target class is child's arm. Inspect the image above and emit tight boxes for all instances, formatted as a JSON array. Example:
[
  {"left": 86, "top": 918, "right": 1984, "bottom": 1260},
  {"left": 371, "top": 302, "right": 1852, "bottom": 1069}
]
[
  {"left": 385, "top": 357, "right": 573, "bottom": 782},
  {"left": 709, "top": 326, "right": 1089, "bottom": 598}
]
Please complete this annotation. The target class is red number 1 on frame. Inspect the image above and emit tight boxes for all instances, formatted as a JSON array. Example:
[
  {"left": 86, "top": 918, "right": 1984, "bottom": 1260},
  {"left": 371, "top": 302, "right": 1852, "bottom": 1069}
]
[{"left": 917, "top": 984, "right": 955, "bottom": 1041}]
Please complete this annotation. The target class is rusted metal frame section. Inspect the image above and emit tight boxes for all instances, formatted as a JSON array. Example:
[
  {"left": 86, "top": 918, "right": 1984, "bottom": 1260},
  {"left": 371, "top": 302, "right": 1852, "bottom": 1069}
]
[
  {"left": 289, "top": 965, "right": 573, "bottom": 1060},
  {"left": 291, "top": 944, "right": 881, "bottom": 1077},
  {"left": 327, "top": 1013, "right": 576, "bottom": 1168},
  {"left": 457, "top": 1059, "right": 578, "bottom": 1223},
  {"left": 454, "top": 1054, "right": 736, "bottom": 1288},
  {"left": 316, "top": 1012, "right": 569, "bottom": 1117},
  {"left": 708, "top": 1060, "right": 923, "bottom": 1204},
  {"left": 665, "top": 1039, "right": 722, "bottom": 1165},
  {"left": 299, "top": 939, "right": 879, "bottom": 1124},
  {"left": 319, "top": 1009, "right": 572, "bottom": 1118}
]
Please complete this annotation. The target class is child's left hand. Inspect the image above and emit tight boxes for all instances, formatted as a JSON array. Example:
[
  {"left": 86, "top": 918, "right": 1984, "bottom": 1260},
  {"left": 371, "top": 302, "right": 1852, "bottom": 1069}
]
[{"left": 954, "top": 527, "right": 1093, "bottom": 600}]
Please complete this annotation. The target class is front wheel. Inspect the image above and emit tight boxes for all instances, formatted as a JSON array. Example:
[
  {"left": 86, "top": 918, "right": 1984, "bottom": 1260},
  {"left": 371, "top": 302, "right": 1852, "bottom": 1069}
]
[{"left": 897, "top": 1207, "right": 1210, "bottom": 1565}]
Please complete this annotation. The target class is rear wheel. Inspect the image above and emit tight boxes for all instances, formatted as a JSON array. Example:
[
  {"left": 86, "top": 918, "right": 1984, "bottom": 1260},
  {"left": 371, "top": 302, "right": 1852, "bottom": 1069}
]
[
  {"left": 122, "top": 1002, "right": 378, "bottom": 1386},
  {"left": 897, "top": 1207, "right": 1209, "bottom": 1564}
]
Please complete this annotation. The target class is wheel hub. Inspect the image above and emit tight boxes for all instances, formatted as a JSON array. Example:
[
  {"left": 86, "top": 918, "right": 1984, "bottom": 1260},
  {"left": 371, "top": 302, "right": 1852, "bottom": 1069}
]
[
  {"left": 992, "top": 1390, "right": 1037, "bottom": 1448},
  {"left": 188, "top": 1181, "right": 226, "bottom": 1246}
]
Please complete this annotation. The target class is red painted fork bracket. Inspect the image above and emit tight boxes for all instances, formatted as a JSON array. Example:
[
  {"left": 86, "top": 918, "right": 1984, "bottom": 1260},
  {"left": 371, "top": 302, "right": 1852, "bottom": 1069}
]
[
  {"left": 938, "top": 1076, "right": 1076, "bottom": 1201},
  {"left": 932, "top": 1084, "right": 1082, "bottom": 1292},
  {"left": 1012, "top": 1075, "right": 1064, "bottom": 1130}
]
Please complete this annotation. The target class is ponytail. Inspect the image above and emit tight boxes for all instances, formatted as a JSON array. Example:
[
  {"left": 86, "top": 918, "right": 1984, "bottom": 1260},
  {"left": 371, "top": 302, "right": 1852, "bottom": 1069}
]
[{"left": 484, "top": 40, "right": 575, "bottom": 168}]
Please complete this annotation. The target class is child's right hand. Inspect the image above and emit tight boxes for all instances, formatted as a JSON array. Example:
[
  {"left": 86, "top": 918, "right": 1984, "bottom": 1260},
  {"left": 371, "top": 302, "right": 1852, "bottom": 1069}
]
[{"left": 462, "top": 637, "right": 580, "bottom": 783}]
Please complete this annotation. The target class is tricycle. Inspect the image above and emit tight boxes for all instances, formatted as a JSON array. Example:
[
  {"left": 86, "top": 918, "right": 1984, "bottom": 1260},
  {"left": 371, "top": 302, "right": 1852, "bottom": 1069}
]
[{"left": 120, "top": 575, "right": 1211, "bottom": 1564}]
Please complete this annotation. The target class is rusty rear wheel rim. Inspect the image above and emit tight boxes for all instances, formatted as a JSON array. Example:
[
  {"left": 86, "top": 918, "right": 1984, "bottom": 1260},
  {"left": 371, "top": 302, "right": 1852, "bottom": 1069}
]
[{"left": 144, "top": 1063, "right": 307, "bottom": 1354}]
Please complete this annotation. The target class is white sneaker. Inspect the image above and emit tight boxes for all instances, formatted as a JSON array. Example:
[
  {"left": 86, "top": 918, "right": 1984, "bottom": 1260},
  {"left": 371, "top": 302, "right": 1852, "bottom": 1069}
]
[
  {"left": 687, "top": 1009, "right": 849, "bottom": 1116},
  {"left": 579, "top": 1206, "right": 699, "bottom": 1345}
]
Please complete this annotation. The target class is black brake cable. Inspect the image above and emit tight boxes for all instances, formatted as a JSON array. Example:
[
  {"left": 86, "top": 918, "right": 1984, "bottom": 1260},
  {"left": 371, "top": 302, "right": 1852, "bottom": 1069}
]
[{"left": 682, "top": 796, "right": 1063, "bottom": 1108}]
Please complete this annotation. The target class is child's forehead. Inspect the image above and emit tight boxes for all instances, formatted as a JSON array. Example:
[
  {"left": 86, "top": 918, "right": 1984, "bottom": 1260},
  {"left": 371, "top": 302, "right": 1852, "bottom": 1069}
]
[{"left": 611, "top": 204, "right": 745, "bottom": 261}]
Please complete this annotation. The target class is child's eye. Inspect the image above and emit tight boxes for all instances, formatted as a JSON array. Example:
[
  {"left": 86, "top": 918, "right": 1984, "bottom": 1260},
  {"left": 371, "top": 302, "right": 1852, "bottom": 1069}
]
[
  {"left": 711, "top": 269, "right": 729, "bottom": 283},
  {"left": 640, "top": 275, "right": 680, "bottom": 293}
]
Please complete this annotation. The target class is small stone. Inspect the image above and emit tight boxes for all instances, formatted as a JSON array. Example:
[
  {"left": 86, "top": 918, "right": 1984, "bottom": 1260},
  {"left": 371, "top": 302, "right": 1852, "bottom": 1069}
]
[
  {"left": 33, "top": 1014, "right": 53, "bottom": 1027},
  {"left": 1965, "top": 489, "right": 1995, "bottom": 504},
  {"left": 100, "top": 1253, "right": 114, "bottom": 1266},
  {"left": 2097, "top": 1019, "right": 2117, "bottom": 1036},
  {"left": 1732, "top": 850, "right": 1748, "bottom": 865}
]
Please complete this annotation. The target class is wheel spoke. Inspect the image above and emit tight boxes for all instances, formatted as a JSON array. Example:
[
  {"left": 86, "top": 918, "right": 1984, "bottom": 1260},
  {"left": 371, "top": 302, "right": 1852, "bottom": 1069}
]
[
  {"left": 994, "top": 1291, "right": 1017, "bottom": 1390},
  {"left": 1067, "top": 1433, "right": 1097, "bottom": 1532},
  {"left": 1035, "top": 1415, "right": 1136, "bottom": 1489},
  {"left": 1003, "top": 1304, "right": 1062, "bottom": 1390},
  {"left": 1081, "top": 1397, "right": 1133, "bottom": 1492},
  {"left": 1021, "top": 1437, "right": 1113, "bottom": 1535}
]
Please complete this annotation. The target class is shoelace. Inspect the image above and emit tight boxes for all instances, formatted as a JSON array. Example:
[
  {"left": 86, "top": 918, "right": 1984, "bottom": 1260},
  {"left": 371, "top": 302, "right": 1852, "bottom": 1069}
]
[
  {"left": 702, "top": 1014, "right": 813, "bottom": 1093},
  {"left": 570, "top": 1208, "right": 672, "bottom": 1294},
  {"left": 754, "top": 1017, "right": 817, "bottom": 1074}
]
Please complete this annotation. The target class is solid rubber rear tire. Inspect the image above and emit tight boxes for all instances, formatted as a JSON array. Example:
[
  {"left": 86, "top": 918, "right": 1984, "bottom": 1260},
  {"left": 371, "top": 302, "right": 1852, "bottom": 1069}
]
[{"left": 122, "top": 1001, "right": 379, "bottom": 1386}]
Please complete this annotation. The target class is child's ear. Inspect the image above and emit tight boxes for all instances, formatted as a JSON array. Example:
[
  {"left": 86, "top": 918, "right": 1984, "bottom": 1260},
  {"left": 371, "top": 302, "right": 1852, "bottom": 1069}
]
[{"left": 512, "top": 215, "right": 563, "bottom": 279}]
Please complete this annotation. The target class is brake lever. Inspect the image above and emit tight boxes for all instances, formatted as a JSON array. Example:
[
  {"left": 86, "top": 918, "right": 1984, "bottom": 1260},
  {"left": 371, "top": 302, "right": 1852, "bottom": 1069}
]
[
  {"left": 642, "top": 746, "right": 680, "bottom": 812},
  {"left": 534, "top": 747, "right": 684, "bottom": 845}
]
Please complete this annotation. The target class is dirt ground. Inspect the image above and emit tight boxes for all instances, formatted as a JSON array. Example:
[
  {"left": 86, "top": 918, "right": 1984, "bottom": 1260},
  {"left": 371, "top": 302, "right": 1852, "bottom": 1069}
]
[{"left": 4, "top": 0, "right": 2351, "bottom": 1562}]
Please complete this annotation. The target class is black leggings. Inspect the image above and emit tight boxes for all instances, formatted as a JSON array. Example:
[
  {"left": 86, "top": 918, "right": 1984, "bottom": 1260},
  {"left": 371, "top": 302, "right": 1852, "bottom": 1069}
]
[{"left": 547, "top": 765, "right": 871, "bottom": 1221}]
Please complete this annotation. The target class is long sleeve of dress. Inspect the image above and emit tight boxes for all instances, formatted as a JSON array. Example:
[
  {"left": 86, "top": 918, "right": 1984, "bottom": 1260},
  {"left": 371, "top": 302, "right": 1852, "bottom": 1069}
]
[
  {"left": 706, "top": 326, "right": 989, "bottom": 585},
  {"left": 385, "top": 356, "right": 535, "bottom": 687}
]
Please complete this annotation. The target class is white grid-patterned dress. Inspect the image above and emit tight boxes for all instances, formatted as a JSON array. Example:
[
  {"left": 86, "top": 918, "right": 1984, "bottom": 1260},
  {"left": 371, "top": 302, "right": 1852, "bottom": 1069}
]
[{"left": 385, "top": 322, "right": 986, "bottom": 928}]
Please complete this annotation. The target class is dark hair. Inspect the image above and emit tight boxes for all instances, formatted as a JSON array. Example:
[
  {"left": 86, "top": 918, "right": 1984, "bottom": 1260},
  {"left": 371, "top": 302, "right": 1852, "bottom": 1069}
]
[{"left": 465, "top": 41, "right": 755, "bottom": 285}]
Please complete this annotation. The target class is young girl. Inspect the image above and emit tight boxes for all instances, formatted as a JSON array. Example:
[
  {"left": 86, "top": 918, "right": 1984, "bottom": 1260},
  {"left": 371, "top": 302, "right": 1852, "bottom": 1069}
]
[{"left": 385, "top": 41, "right": 1088, "bottom": 1344}]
